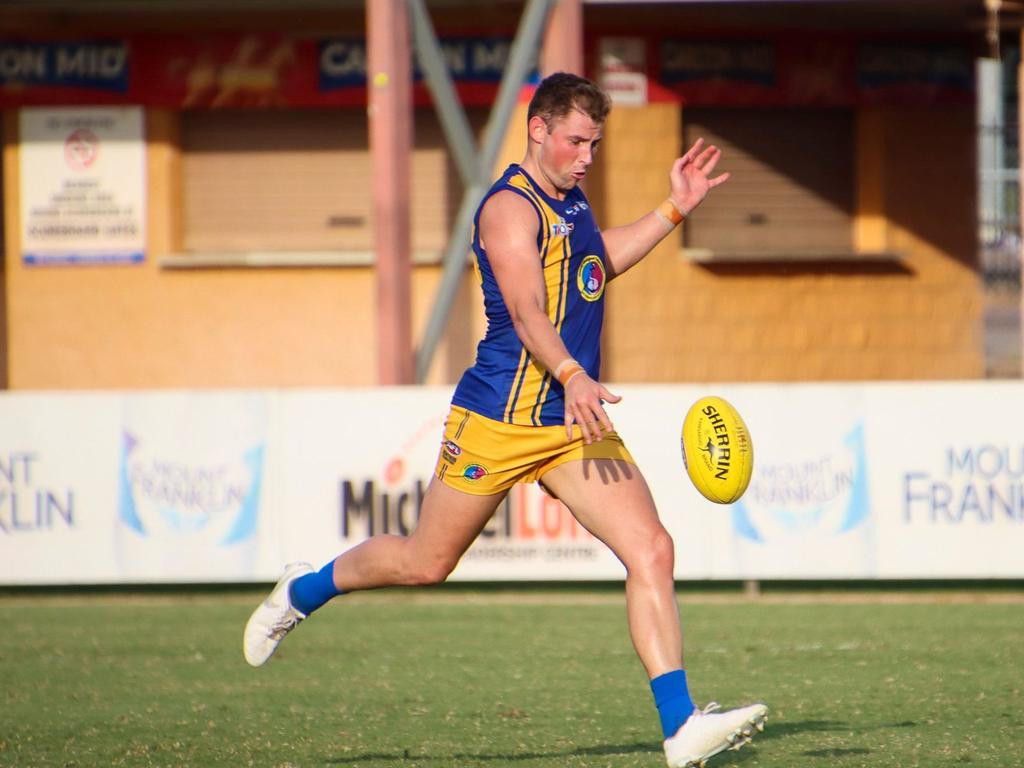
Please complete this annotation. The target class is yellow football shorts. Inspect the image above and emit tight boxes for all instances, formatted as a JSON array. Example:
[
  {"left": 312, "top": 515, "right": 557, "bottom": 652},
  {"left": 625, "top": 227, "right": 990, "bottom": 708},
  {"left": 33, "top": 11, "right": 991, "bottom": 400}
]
[{"left": 434, "top": 405, "right": 637, "bottom": 496}]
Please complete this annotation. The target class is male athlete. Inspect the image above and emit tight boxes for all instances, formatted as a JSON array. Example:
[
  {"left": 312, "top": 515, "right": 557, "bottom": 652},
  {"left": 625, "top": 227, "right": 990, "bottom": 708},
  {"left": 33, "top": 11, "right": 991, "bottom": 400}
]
[{"left": 244, "top": 72, "right": 767, "bottom": 768}]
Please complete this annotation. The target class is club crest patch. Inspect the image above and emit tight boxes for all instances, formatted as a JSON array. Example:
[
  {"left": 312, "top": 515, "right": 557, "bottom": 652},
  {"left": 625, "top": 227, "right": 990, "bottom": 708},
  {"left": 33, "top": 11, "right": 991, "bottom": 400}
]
[
  {"left": 577, "top": 255, "right": 606, "bottom": 302},
  {"left": 463, "top": 463, "right": 488, "bottom": 481}
]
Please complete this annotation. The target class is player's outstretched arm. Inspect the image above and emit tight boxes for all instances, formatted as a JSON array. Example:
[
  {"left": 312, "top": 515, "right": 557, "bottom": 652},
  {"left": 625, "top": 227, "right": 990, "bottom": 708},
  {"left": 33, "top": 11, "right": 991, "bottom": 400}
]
[
  {"left": 481, "top": 191, "right": 620, "bottom": 444},
  {"left": 601, "top": 138, "right": 729, "bottom": 280}
]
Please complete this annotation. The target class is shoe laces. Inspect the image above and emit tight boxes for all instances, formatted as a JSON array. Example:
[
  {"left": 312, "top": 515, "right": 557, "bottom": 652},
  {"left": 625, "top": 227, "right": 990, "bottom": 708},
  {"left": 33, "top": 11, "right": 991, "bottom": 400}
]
[
  {"left": 269, "top": 608, "right": 301, "bottom": 639},
  {"left": 697, "top": 702, "right": 721, "bottom": 716}
]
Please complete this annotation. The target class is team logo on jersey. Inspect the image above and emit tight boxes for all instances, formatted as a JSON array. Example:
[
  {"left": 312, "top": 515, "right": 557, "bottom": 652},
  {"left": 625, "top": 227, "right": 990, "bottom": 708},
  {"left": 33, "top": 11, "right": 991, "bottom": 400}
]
[
  {"left": 463, "top": 463, "right": 488, "bottom": 481},
  {"left": 577, "top": 255, "right": 606, "bottom": 302},
  {"left": 551, "top": 218, "right": 574, "bottom": 237}
]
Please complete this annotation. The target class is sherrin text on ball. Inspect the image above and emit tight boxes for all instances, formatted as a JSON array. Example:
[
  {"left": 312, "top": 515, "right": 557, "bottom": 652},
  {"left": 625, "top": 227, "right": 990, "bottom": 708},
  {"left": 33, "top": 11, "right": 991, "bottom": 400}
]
[{"left": 681, "top": 396, "right": 753, "bottom": 504}]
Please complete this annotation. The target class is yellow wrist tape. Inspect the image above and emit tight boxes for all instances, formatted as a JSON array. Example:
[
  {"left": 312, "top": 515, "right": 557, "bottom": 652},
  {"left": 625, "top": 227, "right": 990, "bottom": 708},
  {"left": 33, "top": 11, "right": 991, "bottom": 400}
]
[
  {"left": 656, "top": 198, "right": 685, "bottom": 227},
  {"left": 557, "top": 362, "right": 585, "bottom": 387}
]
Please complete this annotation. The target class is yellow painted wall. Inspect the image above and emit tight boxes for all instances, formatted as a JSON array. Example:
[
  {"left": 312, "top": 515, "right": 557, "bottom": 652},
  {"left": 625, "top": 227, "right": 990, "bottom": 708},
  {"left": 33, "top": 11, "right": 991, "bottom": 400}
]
[
  {"left": 1, "top": 97, "right": 984, "bottom": 389},
  {"left": 2, "top": 110, "right": 482, "bottom": 389},
  {"left": 596, "top": 102, "right": 983, "bottom": 382}
]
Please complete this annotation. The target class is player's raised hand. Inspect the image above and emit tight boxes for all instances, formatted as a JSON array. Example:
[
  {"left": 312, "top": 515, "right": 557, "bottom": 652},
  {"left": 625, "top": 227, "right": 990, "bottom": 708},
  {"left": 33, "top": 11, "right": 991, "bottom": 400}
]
[
  {"left": 667, "top": 138, "right": 730, "bottom": 217},
  {"left": 563, "top": 374, "right": 622, "bottom": 444}
]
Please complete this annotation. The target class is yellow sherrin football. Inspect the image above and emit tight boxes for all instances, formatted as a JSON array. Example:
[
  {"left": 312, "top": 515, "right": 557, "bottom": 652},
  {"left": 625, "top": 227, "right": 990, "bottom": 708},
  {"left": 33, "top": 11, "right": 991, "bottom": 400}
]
[{"left": 681, "top": 396, "right": 754, "bottom": 504}]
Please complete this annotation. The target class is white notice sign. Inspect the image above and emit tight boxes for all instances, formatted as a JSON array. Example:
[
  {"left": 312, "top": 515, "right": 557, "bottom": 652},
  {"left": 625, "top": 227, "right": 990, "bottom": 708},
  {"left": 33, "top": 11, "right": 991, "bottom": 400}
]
[
  {"left": 599, "top": 37, "right": 648, "bottom": 106},
  {"left": 19, "top": 107, "right": 146, "bottom": 265}
]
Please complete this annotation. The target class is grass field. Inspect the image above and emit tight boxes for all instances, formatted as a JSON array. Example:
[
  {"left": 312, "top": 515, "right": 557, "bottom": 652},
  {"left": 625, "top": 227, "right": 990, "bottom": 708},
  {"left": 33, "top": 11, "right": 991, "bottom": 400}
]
[{"left": 2, "top": 586, "right": 1022, "bottom": 768}]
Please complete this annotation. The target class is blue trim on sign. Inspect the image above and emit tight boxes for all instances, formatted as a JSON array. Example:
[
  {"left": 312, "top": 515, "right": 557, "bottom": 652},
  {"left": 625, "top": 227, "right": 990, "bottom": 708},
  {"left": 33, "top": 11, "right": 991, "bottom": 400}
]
[
  {"left": 117, "top": 432, "right": 145, "bottom": 534},
  {"left": 838, "top": 423, "right": 870, "bottom": 533},
  {"left": 24, "top": 252, "right": 144, "bottom": 265},
  {"left": 221, "top": 445, "right": 265, "bottom": 546},
  {"left": 731, "top": 500, "right": 764, "bottom": 543}
]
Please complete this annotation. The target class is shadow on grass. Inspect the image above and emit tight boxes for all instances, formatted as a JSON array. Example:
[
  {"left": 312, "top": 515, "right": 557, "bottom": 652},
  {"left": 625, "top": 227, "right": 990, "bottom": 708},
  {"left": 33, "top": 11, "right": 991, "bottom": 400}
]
[
  {"left": 758, "top": 718, "right": 916, "bottom": 740},
  {"left": 803, "top": 748, "right": 872, "bottom": 757},
  {"left": 325, "top": 741, "right": 660, "bottom": 764},
  {"left": 325, "top": 719, "right": 915, "bottom": 764}
]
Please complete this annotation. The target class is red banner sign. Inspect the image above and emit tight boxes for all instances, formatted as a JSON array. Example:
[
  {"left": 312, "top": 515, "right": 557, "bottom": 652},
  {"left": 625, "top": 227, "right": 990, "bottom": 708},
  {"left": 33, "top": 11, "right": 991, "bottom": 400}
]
[{"left": 0, "top": 33, "right": 973, "bottom": 110}]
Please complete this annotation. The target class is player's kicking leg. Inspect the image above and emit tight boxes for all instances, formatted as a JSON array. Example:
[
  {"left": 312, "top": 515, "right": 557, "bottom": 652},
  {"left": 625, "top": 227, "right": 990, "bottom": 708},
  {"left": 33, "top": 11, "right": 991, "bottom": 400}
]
[
  {"left": 243, "top": 478, "right": 503, "bottom": 666},
  {"left": 538, "top": 458, "right": 768, "bottom": 768}
]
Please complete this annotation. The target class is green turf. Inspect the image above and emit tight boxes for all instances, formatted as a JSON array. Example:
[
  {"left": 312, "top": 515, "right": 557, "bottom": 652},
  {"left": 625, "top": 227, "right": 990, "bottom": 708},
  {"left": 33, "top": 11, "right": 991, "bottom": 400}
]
[{"left": 1, "top": 590, "right": 1021, "bottom": 767}]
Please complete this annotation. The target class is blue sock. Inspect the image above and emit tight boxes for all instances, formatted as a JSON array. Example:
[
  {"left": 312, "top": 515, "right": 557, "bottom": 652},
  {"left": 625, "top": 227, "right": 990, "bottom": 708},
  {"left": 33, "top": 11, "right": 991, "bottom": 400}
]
[
  {"left": 650, "top": 669, "right": 696, "bottom": 739},
  {"left": 288, "top": 560, "right": 343, "bottom": 616}
]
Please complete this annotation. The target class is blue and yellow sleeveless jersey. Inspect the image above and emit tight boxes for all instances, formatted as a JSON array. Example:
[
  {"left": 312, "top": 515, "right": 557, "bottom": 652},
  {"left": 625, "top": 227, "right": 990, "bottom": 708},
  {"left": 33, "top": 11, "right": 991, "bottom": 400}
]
[{"left": 451, "top": 164, "right": 607, "bottom": 427}]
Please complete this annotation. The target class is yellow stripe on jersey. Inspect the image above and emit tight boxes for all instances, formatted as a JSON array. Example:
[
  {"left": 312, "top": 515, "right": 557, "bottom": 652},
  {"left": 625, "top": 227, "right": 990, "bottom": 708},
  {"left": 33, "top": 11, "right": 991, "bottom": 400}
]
[
  {"left": 501, "top": 173, "right": 572, "bottom": 425},
  {"left": 502, "top": 175, "right": 549, "bottom": 423},
  {"left": 532, "top": 236, "right": 572, "bottom": 424},
  {"left": 469, "top": 221, "right": 483, "bottom": 286},
  {"left": 518, "top": 179, "right": 573, "bottom": 426}
]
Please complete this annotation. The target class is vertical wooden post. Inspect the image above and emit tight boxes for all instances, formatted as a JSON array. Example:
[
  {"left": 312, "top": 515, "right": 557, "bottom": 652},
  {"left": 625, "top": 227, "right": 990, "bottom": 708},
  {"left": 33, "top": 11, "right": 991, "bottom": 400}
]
[
  {"left": 854, "top": 108, "right": 887, "bottom": 255},
  {"left": 368, "top": 0, "right": 413, "bottom": 384},
  {"left": 0, "top": 112, "right": 17, "bottom": 390},
  {"left": 541, "top": 0, "right": 584, "bottom": 77},
  {"left": 1019, "top": 29, "right": 1024, "bottom": 376}
]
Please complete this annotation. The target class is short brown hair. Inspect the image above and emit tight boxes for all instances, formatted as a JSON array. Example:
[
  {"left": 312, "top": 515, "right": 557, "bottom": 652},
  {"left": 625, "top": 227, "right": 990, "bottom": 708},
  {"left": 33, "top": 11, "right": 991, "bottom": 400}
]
[{"left": 527, "top": 72, "right": 611, "bottom": 129}]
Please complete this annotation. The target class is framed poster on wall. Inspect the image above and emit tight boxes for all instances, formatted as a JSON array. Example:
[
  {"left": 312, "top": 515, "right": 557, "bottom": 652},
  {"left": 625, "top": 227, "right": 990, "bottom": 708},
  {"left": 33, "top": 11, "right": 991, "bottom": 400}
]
[{"left": 19, "top": 106, "right": 146, "bottom": 265}]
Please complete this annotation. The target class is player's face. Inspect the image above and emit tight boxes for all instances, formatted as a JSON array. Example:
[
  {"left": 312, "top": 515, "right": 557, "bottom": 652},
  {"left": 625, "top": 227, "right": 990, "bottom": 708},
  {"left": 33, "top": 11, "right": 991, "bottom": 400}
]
[{"left": 532, "top": 108, "right": 603, "bottom": 197}]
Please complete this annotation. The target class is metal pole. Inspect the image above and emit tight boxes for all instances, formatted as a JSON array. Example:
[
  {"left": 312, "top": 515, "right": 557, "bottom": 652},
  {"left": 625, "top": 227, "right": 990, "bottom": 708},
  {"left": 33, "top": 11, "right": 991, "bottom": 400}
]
[
  {"left": 978, "top": 58, "right": 1002, "bottom": 252},
  {"left": 477, "top": 0, "right": 554, "bottom": 176},
  {"left": 408, "top": 0, "right": 478, "bottom": 187},
  {"left": 369, "top": 0, "right": 413, "bottom": 384},
  {"left": 415, "top": 0, "right": 555, "bottom": 383}
]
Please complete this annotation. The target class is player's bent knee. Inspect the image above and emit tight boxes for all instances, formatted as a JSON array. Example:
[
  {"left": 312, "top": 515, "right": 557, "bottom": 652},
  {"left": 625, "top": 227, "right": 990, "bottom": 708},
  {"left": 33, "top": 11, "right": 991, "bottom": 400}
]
[
  {"left": 652, "top": 529, "right": 676, "bottom": 571},
  {"left": 405, "top": 557, "right": 457, "bottom": 586},
  {"left": 629, "top": 528, "right": 675, "bottom": 580}
]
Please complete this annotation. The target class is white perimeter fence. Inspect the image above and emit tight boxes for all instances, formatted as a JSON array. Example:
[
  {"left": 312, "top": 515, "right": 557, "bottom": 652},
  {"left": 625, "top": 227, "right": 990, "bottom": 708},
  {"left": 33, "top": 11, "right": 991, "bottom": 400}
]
[{"left": 1, "top": 382, "right": 1022, "bottom": 584}]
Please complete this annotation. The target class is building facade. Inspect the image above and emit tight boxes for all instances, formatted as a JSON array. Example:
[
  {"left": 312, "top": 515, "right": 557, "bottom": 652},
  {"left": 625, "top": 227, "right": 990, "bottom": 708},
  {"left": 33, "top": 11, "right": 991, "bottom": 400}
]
[{"left": 0, "top": 0, "right": 985, "bottom": 389}]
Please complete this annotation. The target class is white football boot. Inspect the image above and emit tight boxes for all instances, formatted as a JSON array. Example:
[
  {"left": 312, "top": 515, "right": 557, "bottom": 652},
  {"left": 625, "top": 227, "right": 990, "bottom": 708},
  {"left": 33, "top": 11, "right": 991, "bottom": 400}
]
[
  {"left": 243, "top": 562, "right": 314, "bottom": 667},
  {"left": 663, "top": 702, "right": 768, "bottom": 768}
]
